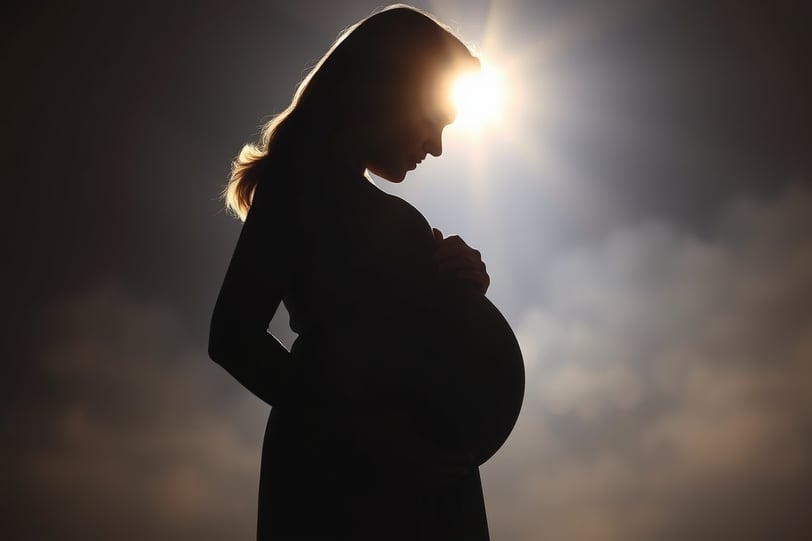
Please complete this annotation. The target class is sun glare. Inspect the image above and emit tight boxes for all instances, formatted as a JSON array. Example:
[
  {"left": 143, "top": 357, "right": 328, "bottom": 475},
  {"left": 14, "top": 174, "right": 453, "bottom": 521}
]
[{"left": 450, "top": 63, "right": 506, "bottom": 134}]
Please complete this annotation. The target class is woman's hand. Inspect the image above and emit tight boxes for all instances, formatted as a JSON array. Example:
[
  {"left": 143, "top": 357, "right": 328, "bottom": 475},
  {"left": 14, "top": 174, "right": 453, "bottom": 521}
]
[{"left": 432, "top": 228, "right": 490, "bottom": 295}]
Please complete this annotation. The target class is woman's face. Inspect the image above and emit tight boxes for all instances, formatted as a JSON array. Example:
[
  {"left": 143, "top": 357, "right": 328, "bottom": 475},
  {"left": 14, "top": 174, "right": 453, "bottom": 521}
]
[{"left": 363, "top": 74, "right": 456, "bottom": 182}]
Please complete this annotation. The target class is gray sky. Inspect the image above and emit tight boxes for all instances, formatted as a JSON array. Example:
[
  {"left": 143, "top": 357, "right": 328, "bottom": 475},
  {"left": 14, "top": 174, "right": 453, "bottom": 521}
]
[{"left": 3, "top": 0, "right": 811, "bottom": 539}]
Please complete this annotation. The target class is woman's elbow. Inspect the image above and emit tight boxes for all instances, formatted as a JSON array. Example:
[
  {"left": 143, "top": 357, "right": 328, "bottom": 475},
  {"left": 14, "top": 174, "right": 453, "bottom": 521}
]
[
  {"left": 208, "top": 329, "right": 229, "bottom": 365},
  {"left": 208, "top": 311, "right": 261, "bottom": 365},
  {"left": 208, "top": 311, "right": 237, "bottom": 365},
  {"left": 208, "top": 334, "right": 225, "bottom": 364}
]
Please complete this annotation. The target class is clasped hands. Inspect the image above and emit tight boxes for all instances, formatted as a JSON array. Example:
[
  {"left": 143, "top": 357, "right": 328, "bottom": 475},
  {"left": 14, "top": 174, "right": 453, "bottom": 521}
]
[{"left": 432, "top": 228, "right": 490, "bottom": 295}]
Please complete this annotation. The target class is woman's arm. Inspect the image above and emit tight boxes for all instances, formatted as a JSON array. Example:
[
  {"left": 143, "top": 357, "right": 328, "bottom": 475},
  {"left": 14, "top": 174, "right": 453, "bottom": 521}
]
[{"left": 208, "top": 179, "right": 299, "bottom": 408}]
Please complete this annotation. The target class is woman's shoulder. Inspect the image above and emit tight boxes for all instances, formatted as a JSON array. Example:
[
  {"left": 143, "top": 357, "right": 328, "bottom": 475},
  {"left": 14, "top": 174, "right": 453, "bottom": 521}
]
[
  {"left": 379, "top": 189, "right": 431, "bottom": 229},
  {"left": 243, "top": 159, "right": 304, "bottom": 229}
]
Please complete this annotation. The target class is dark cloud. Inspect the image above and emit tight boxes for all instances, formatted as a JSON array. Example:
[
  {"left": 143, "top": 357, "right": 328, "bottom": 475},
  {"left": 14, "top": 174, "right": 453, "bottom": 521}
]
[
  {"left": 8, "top": 286, "right": 267, "bottom": 540},
  {"left": 486, "top": 184, "right": 812, "bottom": 540}
]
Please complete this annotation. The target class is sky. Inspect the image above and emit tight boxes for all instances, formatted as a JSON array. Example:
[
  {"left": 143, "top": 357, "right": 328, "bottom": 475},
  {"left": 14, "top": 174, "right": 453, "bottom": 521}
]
[{"left": 3, "top": 0, "right": 811, "bottom": 539}]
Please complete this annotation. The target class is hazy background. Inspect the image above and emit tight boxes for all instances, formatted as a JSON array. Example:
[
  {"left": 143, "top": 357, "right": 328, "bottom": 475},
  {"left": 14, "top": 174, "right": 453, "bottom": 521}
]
[{"left": 3, "top": 0, "right": 811, "bottom": 539}]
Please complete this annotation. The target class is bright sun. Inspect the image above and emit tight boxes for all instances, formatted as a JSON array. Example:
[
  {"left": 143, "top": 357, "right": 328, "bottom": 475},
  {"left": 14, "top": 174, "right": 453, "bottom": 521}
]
[{"left": 450, "top": 63, "right": 506, "bottom": 134}]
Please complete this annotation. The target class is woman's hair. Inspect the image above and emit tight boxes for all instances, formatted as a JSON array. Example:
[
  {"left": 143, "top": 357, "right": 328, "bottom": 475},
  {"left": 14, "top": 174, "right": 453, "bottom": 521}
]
[{"left": 224, "top": 4, "right": 479, "bottom": 221}]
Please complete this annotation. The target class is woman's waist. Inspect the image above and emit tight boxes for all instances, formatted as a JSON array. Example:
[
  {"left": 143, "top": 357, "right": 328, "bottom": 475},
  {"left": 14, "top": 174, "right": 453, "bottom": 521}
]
[{"left": 287, "top": 327, "right": 422, "bottom": 405}]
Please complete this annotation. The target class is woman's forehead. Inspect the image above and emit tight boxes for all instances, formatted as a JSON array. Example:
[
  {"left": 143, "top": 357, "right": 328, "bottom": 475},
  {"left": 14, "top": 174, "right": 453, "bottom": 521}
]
[{"left": 420, "top": 55, "right": 479, "bottom": 108}]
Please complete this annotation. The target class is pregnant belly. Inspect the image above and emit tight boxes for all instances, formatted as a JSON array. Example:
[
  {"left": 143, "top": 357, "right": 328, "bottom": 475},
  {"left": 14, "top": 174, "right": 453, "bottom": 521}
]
[
  {"left": 414, "top": 278, "right": 526, "bottom": 466},
  {"left": 292, "top": 274, "right": 525, "bottom": 467}
]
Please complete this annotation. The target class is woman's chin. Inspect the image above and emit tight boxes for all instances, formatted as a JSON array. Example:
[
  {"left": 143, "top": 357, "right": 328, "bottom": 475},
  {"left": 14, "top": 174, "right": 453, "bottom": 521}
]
[
  {"left": 380, "top": 170, "right": 408, "bottom": 183},
  {"left": 367, "top": 162, "right": 410, "bottom": 183}
]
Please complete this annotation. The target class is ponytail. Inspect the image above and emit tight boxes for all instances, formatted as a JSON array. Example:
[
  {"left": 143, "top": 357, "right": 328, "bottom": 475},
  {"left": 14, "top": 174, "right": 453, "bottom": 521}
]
[{"left": 223, "top": 106, "right": 295, "bottom": 221}]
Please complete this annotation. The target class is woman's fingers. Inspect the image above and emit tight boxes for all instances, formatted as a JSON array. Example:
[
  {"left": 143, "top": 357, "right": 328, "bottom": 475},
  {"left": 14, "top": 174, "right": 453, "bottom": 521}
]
[
  {"left": 431, "top": 229, "right": 490, "bottom": 295},
  {"left": 456, "top": 270, "right": 490, "bottom": 295},
  {"left": 435, "top": 243, "right": 480, "bottom": 262},
  {"left": 433, "top": 234, "right": 476, "bottom": 259},
  {"left": 434, "top": 236, "right": 482, "bottom": 270},
  {"left": 436, "top": 253, "right": 485, "bottom": 273}
]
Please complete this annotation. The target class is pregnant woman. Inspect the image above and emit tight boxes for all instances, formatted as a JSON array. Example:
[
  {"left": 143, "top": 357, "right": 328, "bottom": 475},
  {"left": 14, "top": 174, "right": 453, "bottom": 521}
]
[{"left": 209, "top": 5, "right": 524, "bottom": 540}]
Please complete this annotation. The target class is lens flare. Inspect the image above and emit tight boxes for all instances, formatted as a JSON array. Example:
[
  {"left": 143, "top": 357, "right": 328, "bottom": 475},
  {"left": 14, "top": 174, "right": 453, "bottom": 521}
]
[{"left": 450, "top": 64, "right": 506, "bottom": 134}]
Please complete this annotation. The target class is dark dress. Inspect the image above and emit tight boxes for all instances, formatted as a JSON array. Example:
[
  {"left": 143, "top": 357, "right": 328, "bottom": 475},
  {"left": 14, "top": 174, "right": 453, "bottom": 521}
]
[{"left": 252, "top": 158, "right": 490, "bottom": 540}]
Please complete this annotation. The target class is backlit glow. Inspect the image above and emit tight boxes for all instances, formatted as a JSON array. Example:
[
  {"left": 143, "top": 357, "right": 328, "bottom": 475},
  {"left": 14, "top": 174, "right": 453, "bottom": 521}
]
[{"left": 450, "top": 64, "right": 506, "bottom": 134}]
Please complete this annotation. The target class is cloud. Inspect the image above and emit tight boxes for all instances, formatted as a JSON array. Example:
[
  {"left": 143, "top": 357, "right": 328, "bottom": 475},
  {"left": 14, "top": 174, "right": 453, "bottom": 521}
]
[
  {"left": 11, "top": 286, "right": 268, "bottom": 541},
  {"left": 9, "top": 186, "right": 812, "bottom": 541},
  {"left": 484, "top": 184, "right": 812, "bottom": 540}
]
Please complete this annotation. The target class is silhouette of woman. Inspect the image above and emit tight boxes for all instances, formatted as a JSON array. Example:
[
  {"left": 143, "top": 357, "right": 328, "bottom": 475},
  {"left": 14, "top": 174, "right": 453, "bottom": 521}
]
[{"left": 210, "top": 5, "right": 522, "bottom": 540}]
